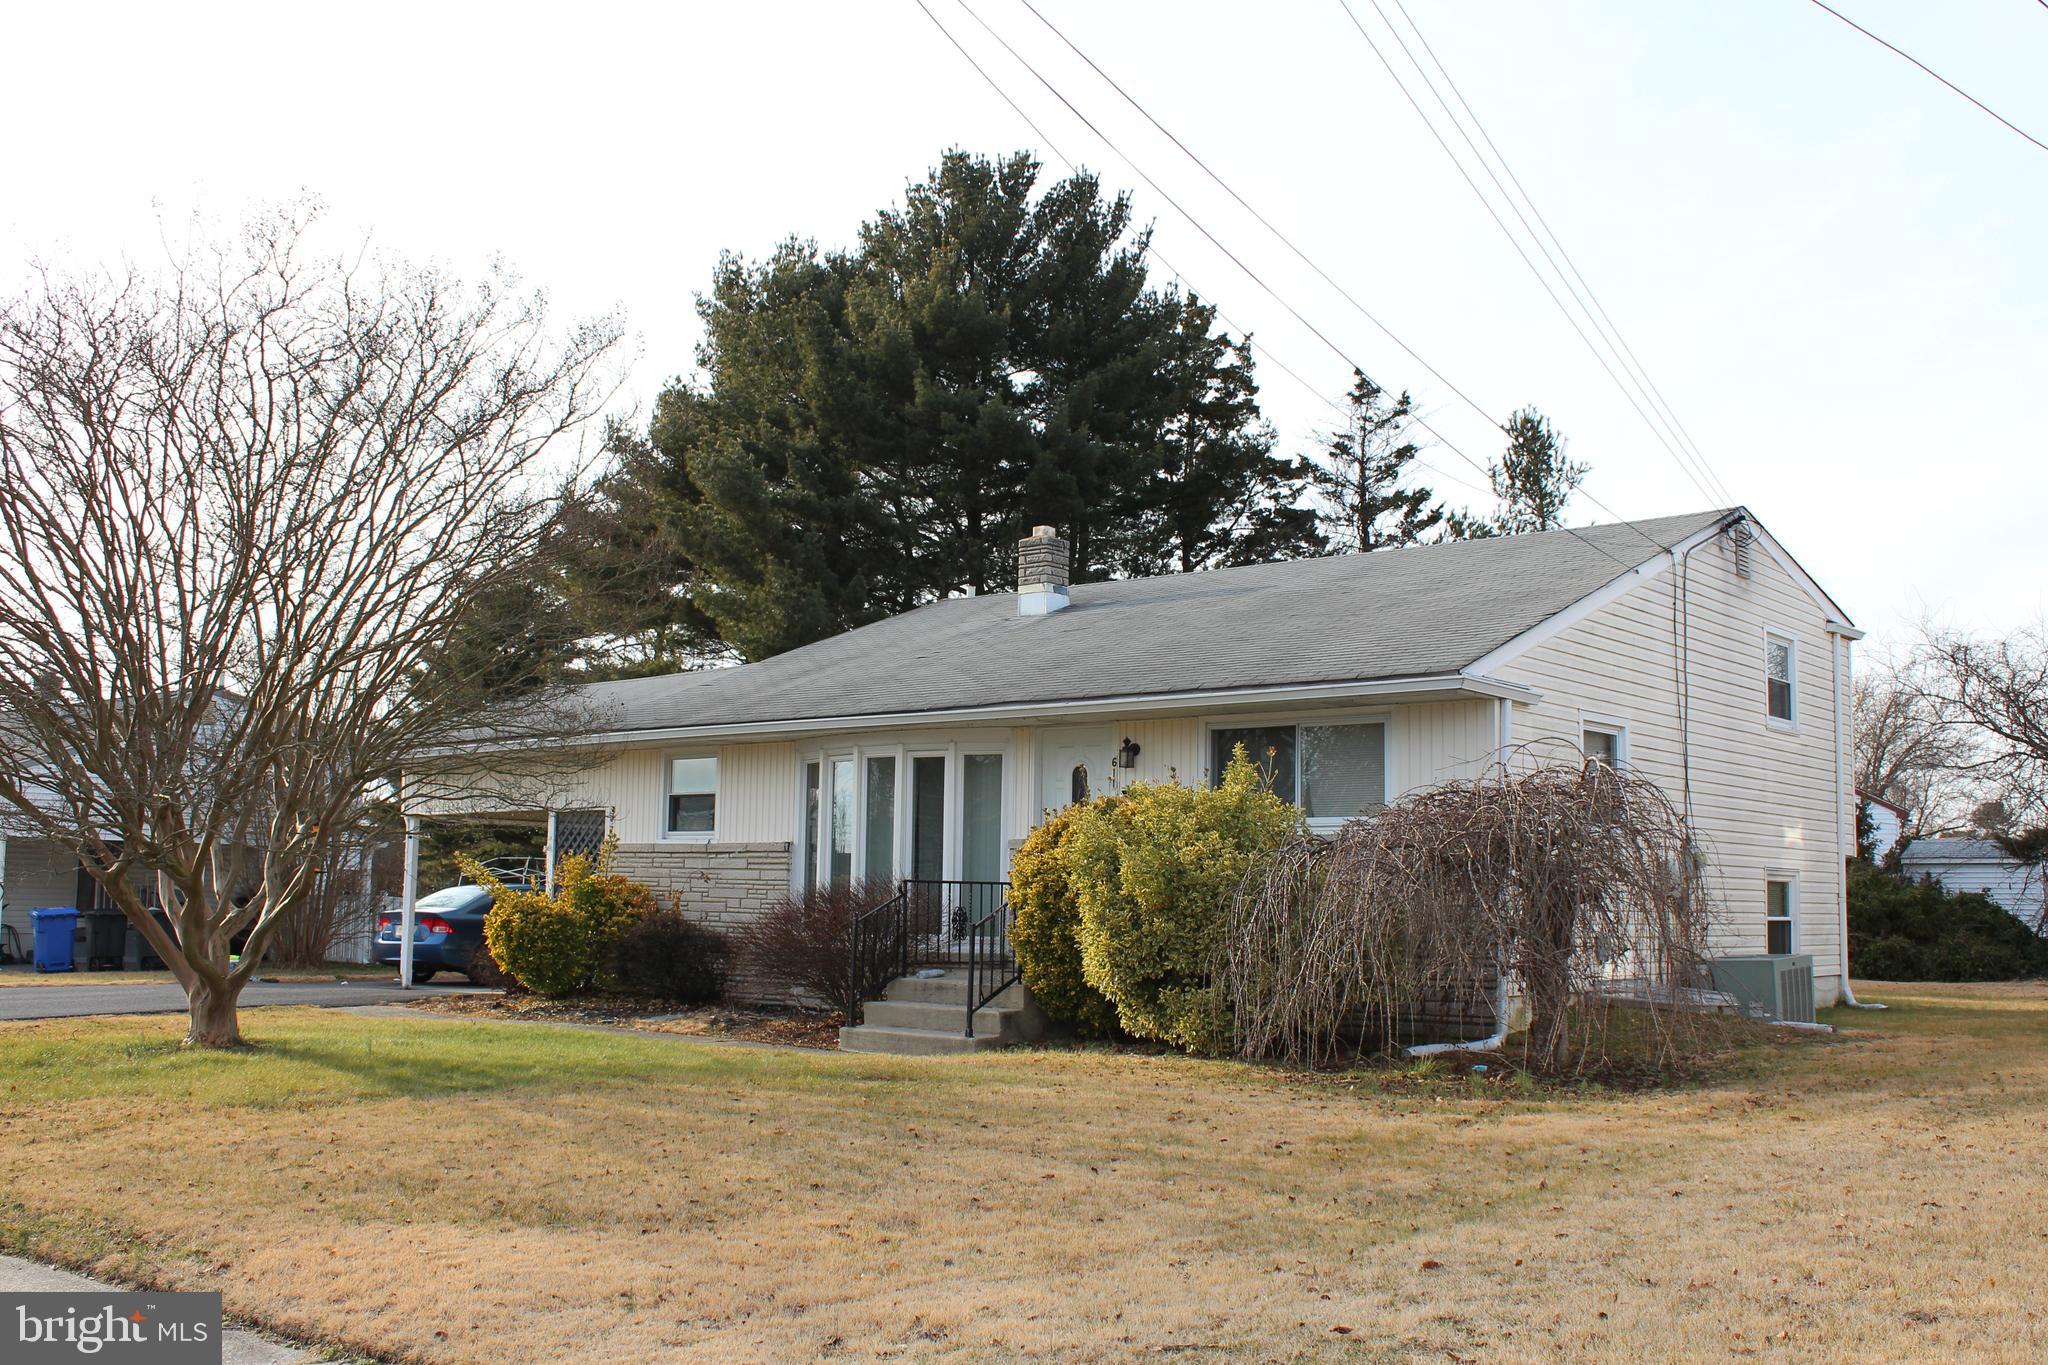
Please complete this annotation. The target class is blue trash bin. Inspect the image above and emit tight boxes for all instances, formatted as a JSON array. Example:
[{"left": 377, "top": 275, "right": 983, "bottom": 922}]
[{"left": 31, "top": 908, "right": 78, "bottom": 973}]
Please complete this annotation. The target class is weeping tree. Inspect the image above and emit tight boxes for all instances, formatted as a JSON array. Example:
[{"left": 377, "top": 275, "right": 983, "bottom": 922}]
[
  {"left": 0, "top": 207, "right": 622, "bottom": 1046},
  {"left": 1227, "top": 760, "right": 1714, "bottom": 1074}
]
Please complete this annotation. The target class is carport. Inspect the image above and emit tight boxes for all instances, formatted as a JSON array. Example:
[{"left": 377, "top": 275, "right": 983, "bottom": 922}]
[{"left": 393, "top": 807, "right": 610, "bottom": 986}]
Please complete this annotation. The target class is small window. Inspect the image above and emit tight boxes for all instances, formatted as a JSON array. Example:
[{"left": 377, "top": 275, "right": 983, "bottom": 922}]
[
  {"left": 666, "top": 755, "right": 717, "bottom": 836},
  {"left": 1070, "top": 763, "right": 1089, "bottom": 807},
  {"left": 1582, "top": 725, "right": 1621, "bottom": 769},
  {"left": 1766, "top": 635, "right": 1795, "bottom": 724},
  {"left": 1765, "top": 878, "right": 1794, "bottom": 955}
]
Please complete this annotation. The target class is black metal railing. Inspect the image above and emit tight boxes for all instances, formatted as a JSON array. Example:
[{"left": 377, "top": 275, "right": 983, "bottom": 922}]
[{"left": 846, "top": 879, "right": 1015, "bottom": 1035}]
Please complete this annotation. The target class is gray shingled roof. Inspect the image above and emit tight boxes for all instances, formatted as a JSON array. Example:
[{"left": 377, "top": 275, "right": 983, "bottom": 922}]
[
  {"left": 1900, "top": 838, "right": 2016, "bottom": 865},
  {"left": 578, "top": 510, "right": 1734, "bottom": 735}
]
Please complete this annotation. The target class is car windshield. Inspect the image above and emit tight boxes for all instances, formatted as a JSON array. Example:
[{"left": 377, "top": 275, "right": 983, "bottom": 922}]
[{"left": 415, "top": 886, "right": 490, "bottom": 913}]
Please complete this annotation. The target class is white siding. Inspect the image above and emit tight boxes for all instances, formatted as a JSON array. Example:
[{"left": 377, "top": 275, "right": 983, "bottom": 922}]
[
  {"left": 1391, "top": 699, "right": 1499, "bottom": 796},
  {"left": 716, "top": 742, "right": 799, "bottom": 843},
  {"left": 1492, "top": 529, "right": 1852, "bottom": 1002},
  {"left": 1902, "top": 856, "right": 2046, "bottom": 926},
  {"left": 3, "top": 837, "right": 80, "bottom": 947}
]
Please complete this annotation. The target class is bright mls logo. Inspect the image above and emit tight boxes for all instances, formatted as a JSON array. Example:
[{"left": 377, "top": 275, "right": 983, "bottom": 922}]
[{"left": 2, "top": 1292, "right": 221, "bottom": 1363}]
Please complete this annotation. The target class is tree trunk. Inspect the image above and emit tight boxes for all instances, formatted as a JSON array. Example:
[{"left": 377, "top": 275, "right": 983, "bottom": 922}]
[{"left": 185, "top": 978, "right": 246, "bottom": 1049}]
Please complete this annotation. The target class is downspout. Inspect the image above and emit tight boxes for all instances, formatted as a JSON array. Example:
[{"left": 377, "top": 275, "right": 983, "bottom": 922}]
[
  {"left": 1406, "top": 696, "right": 1515, "bottom": 1057},
  {"left": 1406, "top": 975, "right": 1510, "bottom": 1057},
  {"left": 1832, "top": 631, "right": 1882, "bottom": 1009}
]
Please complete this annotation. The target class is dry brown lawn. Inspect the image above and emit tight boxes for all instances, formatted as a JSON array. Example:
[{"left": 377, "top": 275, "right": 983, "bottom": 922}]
[{"left": 0, "top": 982, "right": 2042, "bottom": 1362}]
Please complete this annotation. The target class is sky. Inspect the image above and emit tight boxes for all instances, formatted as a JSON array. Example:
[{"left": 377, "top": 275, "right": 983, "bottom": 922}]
[{"left": 4, "top": 0, "right": 2042, "bottom": 651}]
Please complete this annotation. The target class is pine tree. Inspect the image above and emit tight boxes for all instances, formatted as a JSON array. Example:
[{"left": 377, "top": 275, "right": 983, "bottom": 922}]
[
  {"left": 1306, "top": 371, "right": 1442, "bottom": 551},
  {"left": 1444, "top": 405, "right": 1588, "bottom": 538},
  {"left": 1488, "top": 406, "right": 1587, "bottom": 534},
  {"left": 590, "top": 151, "right": 1318, "bottom": 663}
]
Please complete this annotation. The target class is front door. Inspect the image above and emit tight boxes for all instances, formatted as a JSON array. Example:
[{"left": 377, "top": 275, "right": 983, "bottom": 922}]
[{"left": 1037, "top": 726, "right": 1114, "bottom": 824}]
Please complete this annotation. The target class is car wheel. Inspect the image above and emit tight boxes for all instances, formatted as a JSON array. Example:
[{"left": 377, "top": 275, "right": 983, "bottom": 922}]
[{"left": 409, "top": 968, "right": 435, "bottom": 983}]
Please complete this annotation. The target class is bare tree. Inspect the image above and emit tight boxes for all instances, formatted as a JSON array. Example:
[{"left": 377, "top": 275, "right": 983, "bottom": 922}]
[
  {"left": 1913, "top": 623, "right": 2048, "bottom": 830},
  {"left": 0, "top": 206, "right": 623, "bottom": 1046},
  {"left": 1854, "top": 653, "right": 1977, "bottom": 837}
]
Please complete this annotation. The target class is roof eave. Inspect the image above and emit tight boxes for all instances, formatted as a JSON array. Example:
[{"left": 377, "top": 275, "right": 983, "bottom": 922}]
[{"left": 444, "top": 672, "right": 1542, "bottom": 756}]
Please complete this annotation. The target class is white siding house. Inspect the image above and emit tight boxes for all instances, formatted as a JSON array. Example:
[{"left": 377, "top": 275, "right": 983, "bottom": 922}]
[
  {"left": 1899, "top": 839, "right": 2046, "bottom": 929},
  {"left": 413, "top": 509, "right": 1860, "bottom": 1011}
]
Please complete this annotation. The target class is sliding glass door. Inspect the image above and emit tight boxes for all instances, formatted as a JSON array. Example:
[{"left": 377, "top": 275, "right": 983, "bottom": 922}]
[{"left": 802, "top": 743, "right": 1007, "bottom": 890}]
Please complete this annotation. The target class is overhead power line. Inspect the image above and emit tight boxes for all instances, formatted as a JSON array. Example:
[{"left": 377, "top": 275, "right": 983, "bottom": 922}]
[
  {"left": 911, "top": 0, "right": 1659, "bottom": 566},
  {"left": 1805, "top": 0, "right": 2048, "bottom": 154},
  {"left": 913, "top": 0, "right": 1490, "bottom": 505},
  {"left": 909, "top": 0, "right": 1492, "bottom": 504},
  {"left": 952, "top": 0, "right": 1675, "bottom": 558},
  {"left": 1013, "top": 0, "right": 1504, "bottom": 432},
  {"left": 1335, "top": 0, "right": 1729, "bottom": 510},
  {"left": 1384, "top": 0, "right": 1737, "bottom": 508}
]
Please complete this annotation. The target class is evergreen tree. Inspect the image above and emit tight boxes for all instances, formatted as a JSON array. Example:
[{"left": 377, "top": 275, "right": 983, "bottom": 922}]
[
  {"left": 1306, "top": 371, "right": 1442, "bottom": 552},
  {"left": 595, "top": 151, "right": 1316, "bottom": 663},
  {"left": 1488, "top": 406, "right": 1587, "bottom": 533},
  {"left": 1444, "top": 405, "right": 1588, "bottom": 538}
]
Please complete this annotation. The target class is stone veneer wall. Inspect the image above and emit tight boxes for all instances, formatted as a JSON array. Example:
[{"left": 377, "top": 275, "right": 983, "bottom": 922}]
[{"left": 608, "top": 841, "right": 794, "bottom": 1003}]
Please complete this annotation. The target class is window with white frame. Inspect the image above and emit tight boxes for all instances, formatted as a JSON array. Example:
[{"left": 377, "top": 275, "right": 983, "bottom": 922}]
[
  {"left": 1766, "top": 633, "right": 1796, "bottom": 724},
  {"left": 1765, "top": 877, "right": 1794, "bottom": 955},
  {"left": 665, "top": 755, "right": 717, "bottom": 837},
  {"left": 1582, "top": 722, "right": 1624, "bottom": 769},
  {"left": 1210, "top": 720, "right": 1387, "bottom": 823},
  {"left": 798, "top": 743, "right": 1005, "bottom": 889}
]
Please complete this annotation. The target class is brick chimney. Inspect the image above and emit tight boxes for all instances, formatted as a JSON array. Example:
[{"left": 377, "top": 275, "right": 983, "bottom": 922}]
[{"left": 1017, "top": 525, "right": 1070, "bottom": 616}]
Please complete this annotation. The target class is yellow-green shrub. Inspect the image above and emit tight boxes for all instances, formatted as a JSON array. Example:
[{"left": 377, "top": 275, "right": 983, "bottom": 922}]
[
  {"left": 1066, "top": 748, "right": 1305, "bottom": 1053},
  {"left": 460, "top": 837, "right": 654, "bottom": 997},
  {"left": 1009, "top": 803, "right": 1119, "bottom": 1038}
]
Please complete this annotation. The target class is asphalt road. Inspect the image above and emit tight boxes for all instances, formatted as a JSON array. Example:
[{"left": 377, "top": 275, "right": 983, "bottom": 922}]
[{"left": 0, "top": 978, "right": 488, "bottom": 1021}]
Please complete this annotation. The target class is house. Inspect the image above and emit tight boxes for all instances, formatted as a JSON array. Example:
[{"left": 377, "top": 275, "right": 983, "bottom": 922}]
[
  {"left": 1899, "top": 838, "right": 2045, "bottom": 929},
  {"left": 1858, "top": 790, "right": 1908, "bottom": 864},
  {"left": 412, "top": 508, "right": 1861, "bottom": 1048}
]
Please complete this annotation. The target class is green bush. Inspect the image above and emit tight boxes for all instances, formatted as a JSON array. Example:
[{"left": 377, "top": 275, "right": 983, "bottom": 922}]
[
  {"left": 461, "top": 838, "right": 656, "bottom": 997},
  {"left": 1009, "top": 804, "right": 1119, "bottom": 1038},
  {"left": 1848, "top": 860, "right": 2048, "bottom": 982},
  {"left": 1066, "top": 748, "right": 1306, "bottom": 1053}
]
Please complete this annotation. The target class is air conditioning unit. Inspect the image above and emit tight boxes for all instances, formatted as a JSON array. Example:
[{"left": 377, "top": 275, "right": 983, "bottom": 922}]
[{"left": 1707, "top": 954, "right": 1815, "bottom": 1024}]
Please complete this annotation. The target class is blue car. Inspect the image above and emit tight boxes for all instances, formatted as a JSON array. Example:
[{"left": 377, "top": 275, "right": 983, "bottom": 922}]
[{"left": 373, "top": 883, "right": 516, "bottom": 981}]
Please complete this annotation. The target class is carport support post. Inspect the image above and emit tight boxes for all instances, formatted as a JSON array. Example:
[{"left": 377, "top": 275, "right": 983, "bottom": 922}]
[
  {"left": 399, "top": 816, "right": 420, "bottom": 989},
  {"left": 544, "top": 809, "right": 558, "bottom": 897}
]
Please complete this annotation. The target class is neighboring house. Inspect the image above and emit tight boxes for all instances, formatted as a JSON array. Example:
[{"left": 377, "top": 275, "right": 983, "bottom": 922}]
[
  {"left": 1899, "top": 838, "right": 2046, "bottom": 929},
  {"left": 1858, "top": 790, "right": 1908, "bottom": 863},
  {"left": 413, "top": 508, "right": 1861, "bottom": 1044}
]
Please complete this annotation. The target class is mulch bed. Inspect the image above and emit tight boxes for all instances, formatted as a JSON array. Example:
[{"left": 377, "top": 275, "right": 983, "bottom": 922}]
[{"left": 407, "top": 992, "right": 844, "bottom": 1049}]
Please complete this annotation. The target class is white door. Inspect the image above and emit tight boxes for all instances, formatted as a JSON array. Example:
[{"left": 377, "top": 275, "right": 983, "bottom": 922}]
[{"left": 1037, "top": 726, "right": 1114, "bottom": 823}]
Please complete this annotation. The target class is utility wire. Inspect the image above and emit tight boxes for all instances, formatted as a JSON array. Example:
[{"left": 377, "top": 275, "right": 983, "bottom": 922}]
[
  {"left": 1806, "top": 0, "right": 2048, "bottom": 154},
  {"left": 916, "top": 0, "right": 1653, "bottom": 567},
  {"left": 1336, "top": 0, "right": 1725, "bottom": 510},
  {"left": 952, "top": 0, "right": 1670, "bottom": 557},
  {"left": 911, "top": 0, "right": 1490, "bottom": 505},
  {"left": 1013, "top": 0, "right": 1503, "bottom": 431},
  {"left": 1386, "top": 0, "right": 1737, "bottom": 507}
]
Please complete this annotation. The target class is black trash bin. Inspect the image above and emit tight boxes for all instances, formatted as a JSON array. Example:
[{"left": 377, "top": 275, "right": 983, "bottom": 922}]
[
  {"left": 134, "top": 908, "right": 175, "bottom": 971},
  {"left": 84, "top": 909, "right": 128, "bottom": 971}
]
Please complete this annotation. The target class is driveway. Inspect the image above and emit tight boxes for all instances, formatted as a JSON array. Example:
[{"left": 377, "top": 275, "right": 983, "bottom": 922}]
[{"left": 0, "top": 978, "right": 490, "bottom": 1021}]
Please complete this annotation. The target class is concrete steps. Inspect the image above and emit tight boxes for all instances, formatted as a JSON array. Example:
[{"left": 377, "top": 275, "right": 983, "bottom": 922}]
[{"left": 838, "top": 969, "right": 1045, "bottom": 1055}]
